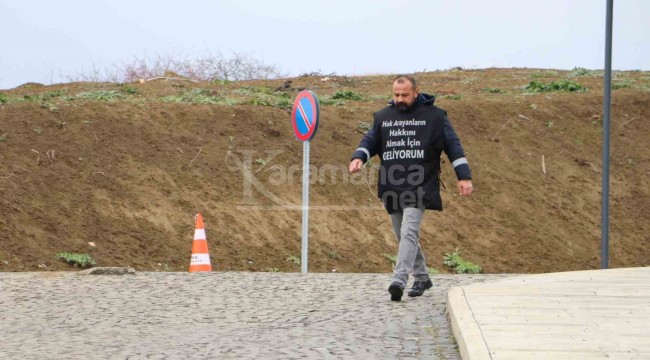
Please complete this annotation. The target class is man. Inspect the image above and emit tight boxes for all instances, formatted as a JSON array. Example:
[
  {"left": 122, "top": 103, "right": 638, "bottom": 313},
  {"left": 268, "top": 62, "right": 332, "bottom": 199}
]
[{"left": 349, "top": 75, "right": 473, "bottom": 301}]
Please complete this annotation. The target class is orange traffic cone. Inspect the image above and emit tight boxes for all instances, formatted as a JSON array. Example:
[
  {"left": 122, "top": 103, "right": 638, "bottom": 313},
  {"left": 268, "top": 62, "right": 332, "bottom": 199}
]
[{"left": 189, "top": 213, "right": 212, "bottom": 272}]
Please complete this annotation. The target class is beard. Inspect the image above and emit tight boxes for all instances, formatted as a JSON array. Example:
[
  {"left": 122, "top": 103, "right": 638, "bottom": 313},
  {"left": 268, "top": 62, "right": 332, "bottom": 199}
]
[{"left": 396, "top": 102, "right": 410, "bottom": 110}]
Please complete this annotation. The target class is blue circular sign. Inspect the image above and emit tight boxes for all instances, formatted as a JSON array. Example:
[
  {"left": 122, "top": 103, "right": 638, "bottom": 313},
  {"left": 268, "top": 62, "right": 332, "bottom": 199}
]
[{"left": 292, "top": 90, "right": 320, "bottom": 141}]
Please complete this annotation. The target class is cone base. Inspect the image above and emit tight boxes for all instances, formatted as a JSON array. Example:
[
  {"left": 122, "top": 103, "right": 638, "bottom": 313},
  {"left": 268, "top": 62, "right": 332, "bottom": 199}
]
[{"left": 189, "top": 265, "right": 212, "bottom": 272}]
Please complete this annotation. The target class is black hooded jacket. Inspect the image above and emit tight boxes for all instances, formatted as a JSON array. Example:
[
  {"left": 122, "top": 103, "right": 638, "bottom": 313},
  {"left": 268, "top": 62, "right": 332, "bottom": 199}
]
[{"left": 351, "top": 93, "right": 472, "bottom": 213}]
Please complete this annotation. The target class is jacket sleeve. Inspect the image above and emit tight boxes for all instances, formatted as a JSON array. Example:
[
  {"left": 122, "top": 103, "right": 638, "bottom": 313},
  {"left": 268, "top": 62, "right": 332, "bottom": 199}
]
[
  {"left": 442, "top": 115, "right": 472, "bottom": 180},
  {"left": 351, "top": 117, "right": 381, "bottom": 163}
]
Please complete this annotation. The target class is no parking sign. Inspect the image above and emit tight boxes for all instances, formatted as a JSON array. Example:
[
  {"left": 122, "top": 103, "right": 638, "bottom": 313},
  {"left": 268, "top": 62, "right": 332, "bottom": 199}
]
[
  {"left": 291, "top": 90, "right": 320, "bottom": 274},
  {"left": 292, "top": 90, "right": 320, "bottom": 141}
]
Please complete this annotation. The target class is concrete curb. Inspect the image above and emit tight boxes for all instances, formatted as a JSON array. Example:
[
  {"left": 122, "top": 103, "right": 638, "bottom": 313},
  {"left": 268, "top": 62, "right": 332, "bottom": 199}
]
[{"left": 447, "top": 287, "right": 492, "bottom": 360}]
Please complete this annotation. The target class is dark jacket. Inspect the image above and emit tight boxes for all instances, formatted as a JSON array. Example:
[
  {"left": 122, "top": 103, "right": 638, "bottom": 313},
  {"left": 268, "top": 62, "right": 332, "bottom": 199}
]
[{"left": 351, "top": 93, "right": 471, "bottom": 213}]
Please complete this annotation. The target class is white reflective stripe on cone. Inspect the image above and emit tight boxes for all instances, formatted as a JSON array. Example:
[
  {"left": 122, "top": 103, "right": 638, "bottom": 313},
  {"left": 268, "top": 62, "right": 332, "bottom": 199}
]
[
  {"left": 194, "top": 229, "right": 206, "bottom": 240},
  {"left": 190, "top": 253, "right": 210, "bottom": 265}
]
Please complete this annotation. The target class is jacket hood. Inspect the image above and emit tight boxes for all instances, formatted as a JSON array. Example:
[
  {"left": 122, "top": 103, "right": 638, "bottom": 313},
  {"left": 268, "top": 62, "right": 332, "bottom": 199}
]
[{"left": 389, "top": 93, "right": 436, "bottom": 107}]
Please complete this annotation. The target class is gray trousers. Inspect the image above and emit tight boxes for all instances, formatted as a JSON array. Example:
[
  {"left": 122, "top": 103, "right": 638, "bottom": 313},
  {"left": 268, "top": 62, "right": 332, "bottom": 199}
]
[{"left": 389, "top": 207, "right": 430, "bottom": 286}]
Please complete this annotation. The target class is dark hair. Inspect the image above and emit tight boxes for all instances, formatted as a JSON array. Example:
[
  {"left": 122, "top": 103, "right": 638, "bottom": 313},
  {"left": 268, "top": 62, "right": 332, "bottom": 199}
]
[{"left": 393, "top": 75, "right": 417, "bottom": 89}]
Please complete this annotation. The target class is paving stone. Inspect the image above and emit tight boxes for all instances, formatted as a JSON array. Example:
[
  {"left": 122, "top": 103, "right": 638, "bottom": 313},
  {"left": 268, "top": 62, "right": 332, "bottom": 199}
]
[{"left": 0, "top": 272, "right": 512, "bottom": 359}]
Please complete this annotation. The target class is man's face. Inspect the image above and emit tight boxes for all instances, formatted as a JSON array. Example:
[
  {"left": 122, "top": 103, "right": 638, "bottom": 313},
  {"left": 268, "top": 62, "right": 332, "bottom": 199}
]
[{"left": 392, "top": 80, "right": 419, "bottom": 110}]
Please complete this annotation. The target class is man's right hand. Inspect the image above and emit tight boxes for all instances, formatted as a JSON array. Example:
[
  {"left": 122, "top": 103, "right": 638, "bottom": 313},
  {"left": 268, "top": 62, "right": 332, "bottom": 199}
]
[{"left": 349, "top": 158, "right": 363, "bottom": 173}]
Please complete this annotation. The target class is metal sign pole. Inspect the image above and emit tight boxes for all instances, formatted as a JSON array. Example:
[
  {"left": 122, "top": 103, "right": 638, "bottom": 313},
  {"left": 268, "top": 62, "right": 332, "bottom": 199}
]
[
  {"left": 291, "top": 90, "right": 319, "bottom": 274},
  {"left": 301, "top": 140, "right": 310, "bottom": 274},
  {"left": 601, "top": 0, "right": 613, "bottom": 269}
]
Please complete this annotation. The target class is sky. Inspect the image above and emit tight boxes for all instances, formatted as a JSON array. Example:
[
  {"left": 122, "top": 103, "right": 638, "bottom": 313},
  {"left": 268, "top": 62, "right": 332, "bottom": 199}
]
[{"left": 0, "top": 0, "right": 648, "bottom": 89}]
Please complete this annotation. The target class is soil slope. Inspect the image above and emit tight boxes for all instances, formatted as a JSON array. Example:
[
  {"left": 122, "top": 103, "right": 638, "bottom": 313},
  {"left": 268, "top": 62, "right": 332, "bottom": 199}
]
[{"left": 1, "top": 68, "right": 648, "bottom": 273}]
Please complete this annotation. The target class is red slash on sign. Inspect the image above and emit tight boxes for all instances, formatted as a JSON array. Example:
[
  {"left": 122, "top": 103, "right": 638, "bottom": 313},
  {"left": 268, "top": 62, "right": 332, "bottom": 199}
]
[{"left": 291, "top": 90, "right": 320, "bottom": 142}]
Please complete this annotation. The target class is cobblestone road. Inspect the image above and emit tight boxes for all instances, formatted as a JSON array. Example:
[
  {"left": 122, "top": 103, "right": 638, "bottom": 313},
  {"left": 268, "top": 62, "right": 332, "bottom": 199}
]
[{"left": 0, "top": 272, "right": 513, "bottom": 359}]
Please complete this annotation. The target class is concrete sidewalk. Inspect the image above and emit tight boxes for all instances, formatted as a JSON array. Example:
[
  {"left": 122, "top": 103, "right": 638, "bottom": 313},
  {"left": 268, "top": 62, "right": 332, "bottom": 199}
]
[{"left": 447, "top": 267, "right": 650, "bottom": 360}]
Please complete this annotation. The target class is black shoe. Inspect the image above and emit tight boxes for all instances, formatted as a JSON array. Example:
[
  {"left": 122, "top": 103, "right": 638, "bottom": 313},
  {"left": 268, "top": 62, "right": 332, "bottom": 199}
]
[
  {"left": 407, "top": 279, "right": 433, "bottom": 297},
  {"left": 388, "top": 282, "right": 404, "bottom": 301}
]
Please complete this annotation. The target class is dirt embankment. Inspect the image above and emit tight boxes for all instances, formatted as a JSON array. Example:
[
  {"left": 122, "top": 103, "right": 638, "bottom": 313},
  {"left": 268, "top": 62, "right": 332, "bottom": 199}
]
[{"left": 1, "top": 68, "right": 648, "bottom": 273}]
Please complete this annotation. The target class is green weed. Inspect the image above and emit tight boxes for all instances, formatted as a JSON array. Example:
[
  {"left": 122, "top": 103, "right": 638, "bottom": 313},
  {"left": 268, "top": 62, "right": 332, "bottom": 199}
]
[
  {"left": 56, "top": 252, "right": 97, "bottom": 268},
  {"left": 453, "top": 261, "right": 482, "bottom": 274},
  {"left": 566, "top": 67, "right": 601, "bottom": 78},
  {"left": 161, "top": 89, "right": 237, "bottom": 105},
  {"left": 235, "top": 86, "right": 291, "bottom": 108},
  {"left": 326, "top": 251, "right": 340, "bottom": 259},
  {"left": 443, "top": 248, "right": 482, "bottom": 274},
  {"left": 275, "top": 98, "right": 291, "bottom": 108},
  {"left": 336, "top": 76, "right": 359, "bottom": 87},
  {"left": 120, "top": 85, "right": 138, "bottom": 94},
  {"left": 76, "top": 90, "right": 123, "bottom": 101},
  {"left": 287, "top": 255, "right": 301, "bottom": 266},
  {"left": 0, "top": 93, "right": 7, "bottom": 103},
  {"left": 320, "top": 98, "right": 346, "bottom": 106},
  {"left": 532, "top": 70, "right": 560, "bottom": 78},
  {"left": 612, "top": 80, "right": 634, "bottom": 89},
  {"left": 331, "top": 90, "right": 364, "bottom": 101},
  {"left": 525, "top": 80, "right": 586, "bottom": 93},
  {"left": 20, "top": 90, "right": 67, "bottom": 102},
  {"left": 249, "top": 97, "right": 272, "bottom": 106},
  {"left": 41, "top": 90, "right": 67, "bottom": 100},
  {"left": 442, "top": 249, "right": 462, "bottom": 268},
  {"left": 40, "top": 103, "right": 58, "bottom": 112},
  {"left": 357, "top": 121, "right": 372, "bottom": 134},
  {"left": 234, "top": 86, "right": 274, "bottom": 96},
  {"left": 482, "top": 87, "right": 502, "bottom": 93},
  {"left": 383, "top": 253, "right": 397, "bottom": 268},
  {"left": 460, "top": 77, "right": 478, "bottom": 85}
]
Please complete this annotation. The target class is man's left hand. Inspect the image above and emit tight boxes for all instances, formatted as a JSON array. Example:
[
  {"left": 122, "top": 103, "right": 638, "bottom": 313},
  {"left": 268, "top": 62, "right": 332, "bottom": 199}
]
[{"left": 458, "top": 180, "right": 473, "bottom": 196}]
